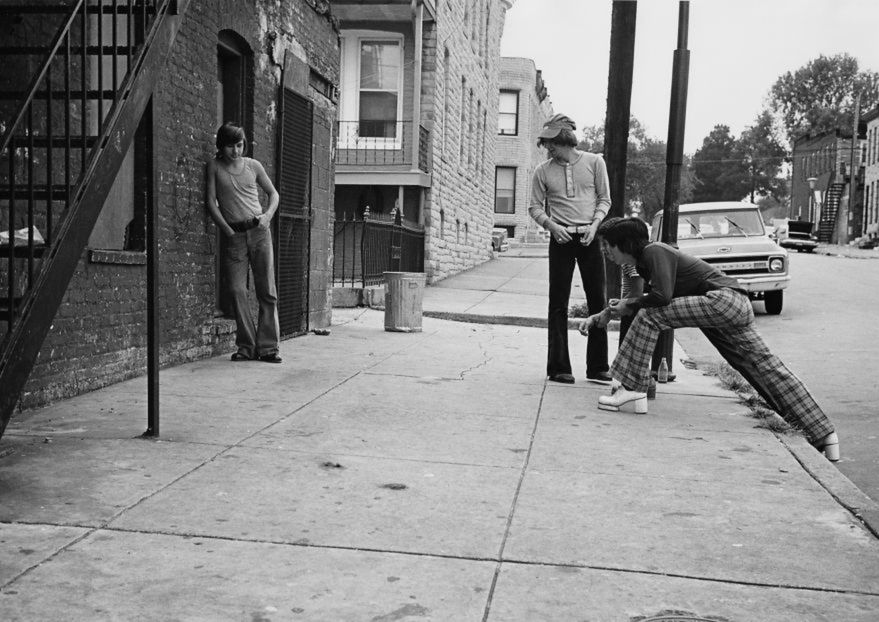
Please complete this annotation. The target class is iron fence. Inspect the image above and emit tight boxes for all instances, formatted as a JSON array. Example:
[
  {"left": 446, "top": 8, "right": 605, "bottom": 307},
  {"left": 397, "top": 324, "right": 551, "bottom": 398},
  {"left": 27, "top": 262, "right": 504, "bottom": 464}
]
[
  {"left": 333, "top": 209, "right": 424, "bottom": 287},
  {"left": 336, "top": 120, "right": 430, "bottom": 171}
]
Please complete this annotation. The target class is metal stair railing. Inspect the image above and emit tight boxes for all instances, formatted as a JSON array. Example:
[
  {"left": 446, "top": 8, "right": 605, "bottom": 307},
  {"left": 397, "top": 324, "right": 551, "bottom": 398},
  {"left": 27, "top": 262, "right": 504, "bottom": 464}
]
[
  {"left": 817, "top": 182, "right": 845, "bottom": 243},
  {"left": 0, "top": 0, "right": 183, "bottom": 438}
]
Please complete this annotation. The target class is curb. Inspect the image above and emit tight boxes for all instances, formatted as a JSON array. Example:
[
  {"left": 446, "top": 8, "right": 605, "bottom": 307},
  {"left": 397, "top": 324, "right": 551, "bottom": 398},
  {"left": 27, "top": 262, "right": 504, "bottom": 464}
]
[
  {"left": 675, "top": 333, "right": 879, "bottom": 542},
  {"left": 777, "top": 433, "right": 879, "bottom": 539},
  {"left": 422, "top": 310, "right": 620, "bottom": 332}
]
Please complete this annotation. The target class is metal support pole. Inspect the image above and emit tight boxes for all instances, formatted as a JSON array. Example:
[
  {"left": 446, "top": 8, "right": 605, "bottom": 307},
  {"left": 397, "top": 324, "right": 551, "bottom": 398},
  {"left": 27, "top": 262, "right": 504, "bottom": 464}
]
[
  {"left": 144, "top": 102, "right": 159, "bottom": 437},
  {"left": 848, "top": 94, "right": 861, "bottom": 242},
  {"left": 603, "top": 0, "right": 637, "bottom": 300},
  {"left": 654, "top": 1, "right": 690, "bottom": 376}
]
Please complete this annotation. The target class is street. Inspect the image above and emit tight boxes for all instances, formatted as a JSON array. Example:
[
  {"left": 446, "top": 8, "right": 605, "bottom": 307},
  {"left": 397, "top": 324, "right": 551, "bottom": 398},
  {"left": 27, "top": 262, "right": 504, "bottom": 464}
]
[{"left": 679, "top": 250, "right": 879, "bottom": 503}]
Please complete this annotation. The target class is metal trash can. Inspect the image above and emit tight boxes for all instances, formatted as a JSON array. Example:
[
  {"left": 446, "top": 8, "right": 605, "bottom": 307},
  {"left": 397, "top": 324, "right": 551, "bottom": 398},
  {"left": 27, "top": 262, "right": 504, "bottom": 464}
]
[{"left": 384, "top": 271, "right": 426, "bottom": 332}]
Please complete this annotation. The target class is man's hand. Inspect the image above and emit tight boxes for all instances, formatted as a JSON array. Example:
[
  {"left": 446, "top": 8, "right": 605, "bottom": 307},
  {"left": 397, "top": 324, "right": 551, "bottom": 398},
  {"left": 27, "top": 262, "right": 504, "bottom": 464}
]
[
  {"left": 549, "top": 222, "right": 572, "bottom": 244},
  {"left": 257, "top": 213, "right": 272, "bottom": 229},
  {"left": 581, "top": 219, "right": 601, "bottom": 246},
  {"left": 609, "top": 298, "right": 634, "bottom": 317},
  {"left": 578, "top": 309, "right": 610, "bottom": 336}
]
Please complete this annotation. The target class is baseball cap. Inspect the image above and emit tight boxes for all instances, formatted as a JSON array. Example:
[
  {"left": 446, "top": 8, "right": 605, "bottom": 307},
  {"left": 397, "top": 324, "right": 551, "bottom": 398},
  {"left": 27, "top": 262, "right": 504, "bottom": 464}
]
[{"left": 538, "top": 113, "right": 576, "bottom": 139}]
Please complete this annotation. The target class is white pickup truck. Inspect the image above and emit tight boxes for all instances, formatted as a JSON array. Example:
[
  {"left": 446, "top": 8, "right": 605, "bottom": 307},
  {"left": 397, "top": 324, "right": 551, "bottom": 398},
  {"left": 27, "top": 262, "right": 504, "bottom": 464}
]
[{"left": 650, "top": 202, "right": 789, "bottom": 315}]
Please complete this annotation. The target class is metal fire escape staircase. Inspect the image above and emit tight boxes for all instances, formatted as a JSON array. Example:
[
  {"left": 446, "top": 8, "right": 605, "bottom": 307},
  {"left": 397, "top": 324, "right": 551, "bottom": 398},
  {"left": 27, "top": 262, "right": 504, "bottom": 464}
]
[
  {"left": 817, "top": 182, "right": 845, "bottom": 243},
  {"left": 0, "top": 0, "right": 190, "bottom": 439}
]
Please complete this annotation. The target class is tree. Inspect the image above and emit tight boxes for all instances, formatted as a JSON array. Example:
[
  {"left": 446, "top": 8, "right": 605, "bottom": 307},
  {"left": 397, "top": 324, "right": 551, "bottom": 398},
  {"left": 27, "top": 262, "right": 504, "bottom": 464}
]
[
  {"left": 576, "top": 126, "right": 604, "bottom": 154},
  {"left": 768, "top": 53, "right": 879, "bottom": 143},
  {"left": 577, "top": 117, "right": 693, "bottom": 223},
  {"left": 739, "top": 111, "right": 788, "bottom": 204},
  {"left": 690, "top": 125, "right": 749, "bottom": 202}
]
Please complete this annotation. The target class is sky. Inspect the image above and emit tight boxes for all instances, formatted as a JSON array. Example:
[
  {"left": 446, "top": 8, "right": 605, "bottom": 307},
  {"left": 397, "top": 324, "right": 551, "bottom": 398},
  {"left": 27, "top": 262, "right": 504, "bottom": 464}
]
[{"left": 500, "top": 0, "right": 879, "bottom": 155}]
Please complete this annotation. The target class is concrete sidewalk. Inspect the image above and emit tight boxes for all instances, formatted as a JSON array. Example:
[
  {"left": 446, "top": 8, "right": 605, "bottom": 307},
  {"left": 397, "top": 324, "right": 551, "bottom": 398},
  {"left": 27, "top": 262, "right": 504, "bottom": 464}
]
[{"left": 2, "top": 254, "right": 879, "bottom": 620}]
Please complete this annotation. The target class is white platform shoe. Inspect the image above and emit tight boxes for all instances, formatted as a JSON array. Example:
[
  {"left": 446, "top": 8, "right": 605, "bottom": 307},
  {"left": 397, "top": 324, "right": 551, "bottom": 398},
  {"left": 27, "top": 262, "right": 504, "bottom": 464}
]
[
  {"left": 816, "top": 432, "right": 840, "bottom": 462},
  {"left": 598, "top": 387, "right": 648, "bottom": 414}
]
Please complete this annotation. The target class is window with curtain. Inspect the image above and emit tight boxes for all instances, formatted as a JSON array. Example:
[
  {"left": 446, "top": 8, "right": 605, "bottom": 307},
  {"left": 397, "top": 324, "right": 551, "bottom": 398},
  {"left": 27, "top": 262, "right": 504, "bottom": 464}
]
[
  {"left": 358, "top": 40, "right": 401, "bottom": 138},
  {"left": 498, "top": 90, "right": 519, "bottom": 135},
  {"left": 495, "top": 167, "right": 516, "bottom": 214}
]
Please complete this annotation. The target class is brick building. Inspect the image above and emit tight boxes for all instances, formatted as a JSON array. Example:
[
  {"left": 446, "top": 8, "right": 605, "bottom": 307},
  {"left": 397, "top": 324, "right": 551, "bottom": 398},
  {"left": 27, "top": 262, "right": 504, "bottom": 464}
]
[
  {"left": 0, "top": 0, "right": 339, "bottom": 415},
  {"left": 861, "top": 106, "right": 879, "bottom": 245},
  {"left": 329, "top": 0, "right": 513, "bottom": 284},
  {"left": 789, "top": 127, "right": 865, "bottom": 244},
  {"left": 493, "top": 57, "right": 553, "bottom": 242}
]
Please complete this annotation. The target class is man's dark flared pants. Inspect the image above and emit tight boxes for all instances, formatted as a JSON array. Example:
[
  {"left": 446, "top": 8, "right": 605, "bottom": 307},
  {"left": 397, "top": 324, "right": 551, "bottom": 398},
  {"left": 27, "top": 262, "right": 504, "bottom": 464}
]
[{"left": 547, "top": 235, "right": 609, "bottom": 377}]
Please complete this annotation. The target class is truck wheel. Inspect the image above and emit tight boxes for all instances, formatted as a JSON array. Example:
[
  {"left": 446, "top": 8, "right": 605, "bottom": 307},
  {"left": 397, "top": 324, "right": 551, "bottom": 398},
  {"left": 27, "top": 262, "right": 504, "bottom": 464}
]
[{"left": 764, "top": 291, "right": 783, "bottom": 315}]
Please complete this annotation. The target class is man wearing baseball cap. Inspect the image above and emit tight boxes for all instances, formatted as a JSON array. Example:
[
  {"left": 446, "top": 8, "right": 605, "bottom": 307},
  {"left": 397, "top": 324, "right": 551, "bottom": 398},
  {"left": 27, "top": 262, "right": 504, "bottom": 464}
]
[{"left": 529, "top": 113, "right": 612, "bottom": 384}]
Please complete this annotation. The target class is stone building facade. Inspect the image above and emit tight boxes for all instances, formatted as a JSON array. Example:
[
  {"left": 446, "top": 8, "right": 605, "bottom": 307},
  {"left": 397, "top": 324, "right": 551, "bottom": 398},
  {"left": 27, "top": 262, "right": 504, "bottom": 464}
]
[
  {"left": 4, "top": 0, "right": 339, "bottom": 409},
  {"left": 493, "top": 57, "right": 553, "bottom": 241},
  {"left": 330, "top": 0, "right": 513, "bottom": 283},
  {"left": 861, "top": 106, "right": 879, "bottom": 245}
]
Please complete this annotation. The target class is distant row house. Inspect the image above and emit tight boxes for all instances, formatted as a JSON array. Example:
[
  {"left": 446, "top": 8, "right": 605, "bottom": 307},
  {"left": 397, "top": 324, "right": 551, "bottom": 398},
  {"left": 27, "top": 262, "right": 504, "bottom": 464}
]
[
  {"left": 861, "top": 106, "right": 879, "bottom": 245},
  {"left": 789, "top": 125, "right": 867, "bottom": 246},
  {"left": 329, "top": 0, "right": 515, "bottom": 287},
  {"left": 494, "top": 57, "right": 553, "bottom": 242}
]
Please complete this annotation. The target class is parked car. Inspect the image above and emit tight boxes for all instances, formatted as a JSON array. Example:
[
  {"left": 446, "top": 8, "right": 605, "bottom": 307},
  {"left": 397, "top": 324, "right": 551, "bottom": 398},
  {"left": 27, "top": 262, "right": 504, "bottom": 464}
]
[
  {"left": 650, "top": 202, "right": 789, "bottom": 314},
  {"left": 491, "top": 228, "right": 509, "bottom": 252},
  {"left": 779, "top": 220, "right": 817, "bottom": 253}
]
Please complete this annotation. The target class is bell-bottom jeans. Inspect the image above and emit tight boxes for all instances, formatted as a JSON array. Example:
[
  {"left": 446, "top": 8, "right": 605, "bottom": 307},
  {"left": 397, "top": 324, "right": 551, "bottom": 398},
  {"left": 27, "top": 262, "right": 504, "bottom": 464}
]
[
  {"left": 547, "top": 234, "right": 609, "bottom": 377},
  {"left": 610, "top": 287, "right": 834, "bottom": 443},
  {"left": 224, "top": 226, "right": 280, "bottom": 358}
]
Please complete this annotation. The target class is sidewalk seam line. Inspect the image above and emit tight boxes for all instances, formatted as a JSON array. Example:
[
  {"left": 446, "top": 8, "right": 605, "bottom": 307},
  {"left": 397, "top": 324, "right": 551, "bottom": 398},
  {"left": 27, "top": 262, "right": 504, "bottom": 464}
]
[{"left": 481, "top": 381, "right": 549, "bottom": 622}]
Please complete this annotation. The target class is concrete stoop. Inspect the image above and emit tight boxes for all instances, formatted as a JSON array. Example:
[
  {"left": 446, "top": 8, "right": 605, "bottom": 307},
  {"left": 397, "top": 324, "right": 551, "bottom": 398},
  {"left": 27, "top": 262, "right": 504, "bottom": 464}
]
[{"left": 332, "top": 285, "right": 385, "bottom": 310}]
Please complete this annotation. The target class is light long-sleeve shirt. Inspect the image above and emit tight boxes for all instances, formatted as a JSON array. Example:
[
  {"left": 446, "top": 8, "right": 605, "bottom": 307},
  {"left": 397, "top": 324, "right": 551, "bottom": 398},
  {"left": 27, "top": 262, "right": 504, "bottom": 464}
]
[{"left": 529, "top": 151, "right": 611, "bottom": 228}]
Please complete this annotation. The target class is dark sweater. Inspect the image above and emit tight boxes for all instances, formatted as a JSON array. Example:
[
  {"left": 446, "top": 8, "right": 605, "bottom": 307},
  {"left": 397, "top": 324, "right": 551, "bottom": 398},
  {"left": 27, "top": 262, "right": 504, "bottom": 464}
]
[{"left": 627, "top": 242, "right": 746, "bottom": 310}]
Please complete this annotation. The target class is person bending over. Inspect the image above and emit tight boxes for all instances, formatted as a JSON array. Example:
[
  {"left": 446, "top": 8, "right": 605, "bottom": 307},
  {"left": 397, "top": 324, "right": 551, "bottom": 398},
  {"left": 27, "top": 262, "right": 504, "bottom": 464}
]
[{"left": 581, "top": 217, "right": 839, "bottom": 461}]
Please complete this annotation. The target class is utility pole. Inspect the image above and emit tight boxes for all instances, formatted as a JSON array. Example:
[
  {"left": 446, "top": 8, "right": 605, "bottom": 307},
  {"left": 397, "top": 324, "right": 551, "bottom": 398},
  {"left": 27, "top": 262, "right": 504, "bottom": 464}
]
[
  {"left": 848, "top": 93, "right": 861, "bottom": 242},
  {"left": 654, "top": 1, "right": 690, "bottom": 375},
  {"left": 603, "top": 1, "right": 638, "bottom": 299}
]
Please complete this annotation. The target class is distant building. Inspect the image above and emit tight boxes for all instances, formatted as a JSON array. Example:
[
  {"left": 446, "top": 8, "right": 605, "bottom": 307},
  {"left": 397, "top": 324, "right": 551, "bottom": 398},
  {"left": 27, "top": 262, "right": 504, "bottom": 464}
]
[
  {"left": 329, "top": 0, "right": 514, "bottom": 284},
  {"left": 493, "top": 57, "right": 553, "bottom": 242},
  {"left": 790, "top": 127, "right": 865, "bottom": 244},
  {"left": 862, "top": 106, "right": 879, "bottom": 245}
]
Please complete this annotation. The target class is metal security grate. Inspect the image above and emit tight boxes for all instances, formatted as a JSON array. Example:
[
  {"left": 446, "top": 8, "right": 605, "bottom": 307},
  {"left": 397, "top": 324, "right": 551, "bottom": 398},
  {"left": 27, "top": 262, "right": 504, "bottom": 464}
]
[{"left": 275, "top": 87, "right": 312, "bottom": 337}]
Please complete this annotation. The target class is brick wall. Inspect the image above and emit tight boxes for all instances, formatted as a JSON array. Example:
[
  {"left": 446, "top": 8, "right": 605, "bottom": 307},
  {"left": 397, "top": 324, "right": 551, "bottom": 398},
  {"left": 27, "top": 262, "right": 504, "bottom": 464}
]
[{"left": 16, "top": 0, "right": 339, "bottom": 409}]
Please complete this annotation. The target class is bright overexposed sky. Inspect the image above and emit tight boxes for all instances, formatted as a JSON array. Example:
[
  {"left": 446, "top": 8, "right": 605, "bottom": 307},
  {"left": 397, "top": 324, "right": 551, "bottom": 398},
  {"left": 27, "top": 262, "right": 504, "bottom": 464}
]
[{"left": 501, "top": 0, "right": 879, "bottom": 154}]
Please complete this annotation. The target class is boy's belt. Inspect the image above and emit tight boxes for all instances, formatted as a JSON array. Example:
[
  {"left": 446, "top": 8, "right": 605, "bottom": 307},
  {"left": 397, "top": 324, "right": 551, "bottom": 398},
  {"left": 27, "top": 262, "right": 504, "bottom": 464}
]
[
  {"left": 563, "top": 225, "right": 592, "bottom": 234},
  {"left": 229, "top": 217, "right": 260, "bottom": 232}
]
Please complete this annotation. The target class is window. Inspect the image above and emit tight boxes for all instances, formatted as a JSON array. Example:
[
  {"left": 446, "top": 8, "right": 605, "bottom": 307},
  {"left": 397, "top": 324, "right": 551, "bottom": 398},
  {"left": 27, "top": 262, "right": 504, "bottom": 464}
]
[
  {"left": 339, "top": 31, "right": 404, "bottom": 145},
  {"left": 467, "top": 88, "right": 474, "bottom": 165},
  {"left": 460, "top": 77, "right": 467, "bottom": 161},
  {"left": 498, "top": 90, "right": 518, "bottom": 135},
  {"left": 442, "top": 47, "right": 450, "bottom": 157},
  {"left": 358, "top": 40, "right": 401, "bottom": 137},
  {"left": 495, "top": 167, "right": 516, "bottom": 214},
  {"left": 475, "top": 101, "right": 483, "bottom": 176},
  {"left": 481, "top": 108, "right": 487, "bottom": 176},
  {"left": 88, "top": 108, "right": 150, "bottom": 252}
]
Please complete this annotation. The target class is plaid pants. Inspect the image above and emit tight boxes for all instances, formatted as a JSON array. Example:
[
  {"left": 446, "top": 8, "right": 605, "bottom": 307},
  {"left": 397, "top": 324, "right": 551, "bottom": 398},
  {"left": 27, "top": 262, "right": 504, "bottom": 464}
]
[{"left": 610, "top": 288, "right": 834, "bottom": 443}]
